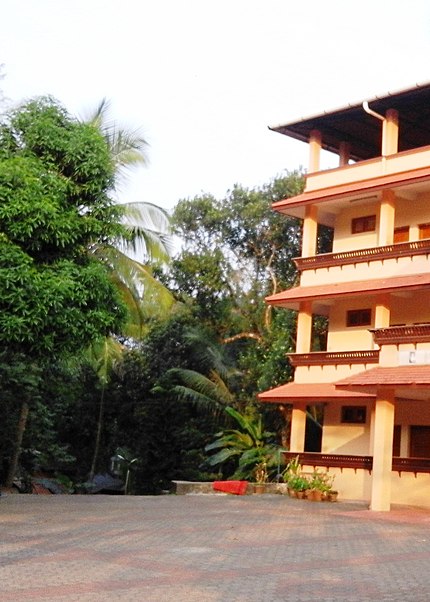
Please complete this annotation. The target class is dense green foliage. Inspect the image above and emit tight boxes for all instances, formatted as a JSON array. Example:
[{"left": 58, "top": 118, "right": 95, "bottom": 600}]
[
  {"left": 0, "top": 103, "right": 328, "bottom": 493},
  {"left": 0, "top": 98, "right": 126, "bottom": 355},
  {"left": 0, "top": 98, "right": 128, "bottom": 486}
]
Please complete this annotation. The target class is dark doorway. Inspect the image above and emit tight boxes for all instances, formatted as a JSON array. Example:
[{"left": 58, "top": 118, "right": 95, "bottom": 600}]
[{"left": 304, "top": 405, "right": 324, "bottom": 452}]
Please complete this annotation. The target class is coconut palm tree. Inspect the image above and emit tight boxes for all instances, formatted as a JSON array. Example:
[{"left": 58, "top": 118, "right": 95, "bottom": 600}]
[
  {"left": 163, "top": 328, "right": 240, "bottom": 414},
  {"left": 83, "top": 101, "right": 175, "bottom": 477}
]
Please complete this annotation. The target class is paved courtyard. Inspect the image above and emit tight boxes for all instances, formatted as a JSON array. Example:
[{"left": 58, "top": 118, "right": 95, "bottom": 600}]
[{"left": 1, "top": 493, "right": 430, "bottom": 601}]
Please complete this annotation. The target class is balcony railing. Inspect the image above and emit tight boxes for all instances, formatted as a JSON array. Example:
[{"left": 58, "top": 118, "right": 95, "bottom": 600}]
[
  {"left": 283, "top": 451, "right": 430, "bottom": 476},
  {"left": 283, "top": 451, "right": 373, "bottom": 473},
  {"left": 294, "top": 238, "right": 430, "bottom": 271},
  {"left": 287, "top": 350, "right": 379, "bottom": 366},
  {"left": 371, "top": 324, "right": 430, "bottom": 345}
]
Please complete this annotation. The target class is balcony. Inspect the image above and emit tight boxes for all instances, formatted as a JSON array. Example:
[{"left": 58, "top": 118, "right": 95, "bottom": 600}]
[
  {"left": 283, "top": 451, "right": 430, "bottom": 476},
  {"left": 371, "top": 324, "right": 430, "bottom": 345},
  {"left": 288, "top": 350, "right": 379, "bottom": 367},
  {"left": 294, "top": 238, "right": 430, "bottom": 271},
  {"left": 304, "top": 144, "right": 430, "bottom": 194}
]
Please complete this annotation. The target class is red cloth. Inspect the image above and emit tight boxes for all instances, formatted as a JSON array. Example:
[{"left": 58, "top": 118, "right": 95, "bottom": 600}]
[{"left": 213, "top": 480, "right": 248, "bottom": 495}]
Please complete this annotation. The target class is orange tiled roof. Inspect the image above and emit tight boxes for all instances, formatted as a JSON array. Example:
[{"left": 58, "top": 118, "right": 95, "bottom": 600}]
[
  {"left": 266, "top": 272, "right": 430, "bottom": 307},
  {"left": 258, "top": 382, "right": 374, "bottom": 403},
  {"left": 336, "top": 365, "right": 430, "bottom": 389}
]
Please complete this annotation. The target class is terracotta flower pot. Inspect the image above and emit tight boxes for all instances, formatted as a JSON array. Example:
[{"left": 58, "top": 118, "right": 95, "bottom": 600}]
[
  {"left": 308, "top": 489, "right": 323, "bottom": 501},
  {"left": 254, "top": 484, "right": 266, "bottom": 494}
]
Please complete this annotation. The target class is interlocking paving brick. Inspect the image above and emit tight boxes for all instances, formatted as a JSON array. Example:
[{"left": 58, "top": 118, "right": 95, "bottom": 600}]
[{"left": 1, "top": 494, "right": 430, "bottom": 601}]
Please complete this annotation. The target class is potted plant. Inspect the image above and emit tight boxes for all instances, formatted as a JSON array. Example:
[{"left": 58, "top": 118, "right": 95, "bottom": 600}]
[
  {"left": 307, "top": 470, "right": 333, "bottom": 501},
  {"left": 254, "top": 462, "right": 268, "bottom": 494},
  {"left": 282, "top": 455, "right": 302, "bottom": 497},
  {"left": 327, "top": 488, "right": 338, "bottom": 502},
  {"left": 288, "top": 475, "right": 310, "bottom": 499}
]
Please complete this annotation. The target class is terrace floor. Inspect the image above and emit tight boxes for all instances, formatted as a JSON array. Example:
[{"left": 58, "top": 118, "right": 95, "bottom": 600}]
[{"left": 2, "top": 493, "right": 430, "bottom": 601}]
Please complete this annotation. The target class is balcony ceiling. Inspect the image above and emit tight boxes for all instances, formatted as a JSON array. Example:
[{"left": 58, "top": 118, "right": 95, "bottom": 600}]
[{"left": 270, "top": 82, "right": 430, "bottom": 161}]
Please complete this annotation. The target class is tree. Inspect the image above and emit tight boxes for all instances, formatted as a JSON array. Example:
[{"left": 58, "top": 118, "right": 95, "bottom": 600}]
[
  {"left": 0, "top": 97, "right": 127, "bottom": 486},
  {"left": 81, "top": 100, "right": 175, "bottom": 477},
  {"left": 171, "top": 173, "right": 305, "bottom": 340},
  {"left": 169, "top": 172, "right": 332, "bottom": 454},
  {"left": 83, "top": 98, "right": 175, "bottom": 338}
]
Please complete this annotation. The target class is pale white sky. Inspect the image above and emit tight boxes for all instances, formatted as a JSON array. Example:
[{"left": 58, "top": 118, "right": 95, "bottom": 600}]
[{"left": 1, "top": 0, "right": 430, "bottom": 211}]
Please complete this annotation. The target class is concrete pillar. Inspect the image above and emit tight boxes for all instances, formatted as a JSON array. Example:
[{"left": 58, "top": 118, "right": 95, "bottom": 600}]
[
  {"left": 378, "top": 190, "right": 396, "bottom": 246},
  {"left": 290, "top": 403, "right": 307, "bottom": 452},
  {"left": 309, "top": 130, "right": 322, "bottom": 173},
  {"left": 370, "top": 389, "right": 395, "bottom": 511},
  {"left": 374, "top": 295, "right": 390, "bottom": 329},
  {"left": 382, "top": 109, "right": 399, "bottom": 157},
  {"left": 339, "top": 141, "right": 350, "bottom": 166},
  {"left": 296, "top": 301, "right": 313, "bottom": 353},
  {"left": 302, "top": 204, "right": 318, "bottom": 257}
]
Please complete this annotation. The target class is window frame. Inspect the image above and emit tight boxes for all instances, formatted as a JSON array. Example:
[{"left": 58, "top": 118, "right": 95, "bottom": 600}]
[
  {"left": 351, "top": 215, "right": 376, "bottom": 234},
  {"left": 341, "top": 406, "right": 367, "bottom": 424},
  {"left": 346, "top": 308, "right": 372, "bottom": 327}
]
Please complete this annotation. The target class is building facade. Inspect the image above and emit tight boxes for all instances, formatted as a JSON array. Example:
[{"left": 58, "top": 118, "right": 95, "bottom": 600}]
[{"left": 259, "top": 83, "right": 430, "bottom": 511}]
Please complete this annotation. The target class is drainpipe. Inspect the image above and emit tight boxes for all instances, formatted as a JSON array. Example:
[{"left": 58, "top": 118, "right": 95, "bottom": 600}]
[
  {"left": 362, "top": 101, "right": 385, "bottom": 122},
  {"left": 362, "top": 101, "right": 385, "bottom": 159}
]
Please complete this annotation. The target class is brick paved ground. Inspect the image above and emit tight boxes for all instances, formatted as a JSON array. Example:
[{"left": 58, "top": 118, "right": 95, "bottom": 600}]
[{"left": 1, "top": 493, "right": 430, "bottom": 601}]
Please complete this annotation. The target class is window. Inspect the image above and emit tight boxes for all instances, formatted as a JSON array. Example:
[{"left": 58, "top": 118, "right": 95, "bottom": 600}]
[
  {"left": 410, "top": 426, "right": 430, "bottom": 458},
  {"left": 419, "top": 223, "right": 430, "bottom": 240},
  {"left": 351, "top": 215, "right": 376, "bottom": 234},
  {"left": 394, "top": 226, "right": 409, "bottom": 243},
  {"left": 393, "top": 425, "right": 401, "bottom": 456},
  {"left": 346, "top": 308, "right": 371, "bottom": 327},
  {"left": 341, "top": 406, "right": 367, "bottom": 424}
]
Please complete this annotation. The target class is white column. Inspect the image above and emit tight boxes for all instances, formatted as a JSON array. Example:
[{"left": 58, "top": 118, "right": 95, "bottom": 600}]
[
  {"left": 308, "top": 130, "right": 322, "bottom": 173},
  {"left": 370, "top": 389, "right": 395, "bottom": 511},
  {"left": 339, "top": 141, "right": 350, "bottom": 166},
  {"left": 382, "top": 109, "right": 399, "bottom": 157},
  {"left": 302, "top": 204, "right": 318, "bottom": 258},
  {"left": 290, "top": 404, "right": 307, "bottom": 452},
  {"left": 296, "top": 301, "right": 313, "bottom": 354},
  {"left": 378, "top": 190, "right": 396, "bottom": 246}
]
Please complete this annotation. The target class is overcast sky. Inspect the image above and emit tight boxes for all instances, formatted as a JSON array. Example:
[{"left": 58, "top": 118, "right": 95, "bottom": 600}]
[{"left": 1, "top": 1, "right": 430, "bottom": 211}]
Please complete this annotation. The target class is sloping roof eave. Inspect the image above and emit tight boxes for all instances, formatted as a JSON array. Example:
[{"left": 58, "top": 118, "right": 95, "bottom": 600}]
[
  {"left": 258, "top": 382, "right": 375, "bottom": 404},
  {"left": 335, "top": 365, "right": 430, "bottom": 390},
  {"left": 265, "top": 272, "right": 430, "bottom": 307}
]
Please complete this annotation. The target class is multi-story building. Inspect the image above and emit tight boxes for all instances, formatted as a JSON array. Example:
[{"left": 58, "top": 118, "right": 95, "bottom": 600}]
[{"left": 259, "top": 83, "right": 430, "bottom": 511}]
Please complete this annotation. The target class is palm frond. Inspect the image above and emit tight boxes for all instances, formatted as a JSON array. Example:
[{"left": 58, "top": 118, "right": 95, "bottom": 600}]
[
  {"left": 118, "top": 201, "right": 174, "bottom": 262},
  {"left": 171, "top": 385, "right": 223, "bottom": 412},
  {"left": 86, "top": 336, "right": 124, "bottom": 384},
  {"left": 182, "top": 329, "right": 241, "bottom": 381},
  {"left": 168, "top": 368, "right": 231, "bottom": 407},
  {"left": 205, "top": 447, "right": 242, "bottom": 467},
  {"left": 82, "top": 98, "right": 148, "bottom": 185},
  {"left": 107, "top": 127, "right": 147, "bottom": 170},
  {"left": 93, "top": 244, "right": 175, "bottom": 337}
]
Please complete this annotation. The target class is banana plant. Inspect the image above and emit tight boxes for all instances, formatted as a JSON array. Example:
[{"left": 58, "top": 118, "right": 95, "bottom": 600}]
[{"left": 205, "top": 406, "right": 281, "bottom": 480}]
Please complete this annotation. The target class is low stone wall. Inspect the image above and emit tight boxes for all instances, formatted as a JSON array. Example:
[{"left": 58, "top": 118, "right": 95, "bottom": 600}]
[{"left": 172, "top": 481, "right": 289, "bottom": 495}]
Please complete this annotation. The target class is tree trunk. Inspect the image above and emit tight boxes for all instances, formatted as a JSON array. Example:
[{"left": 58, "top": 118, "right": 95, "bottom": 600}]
[
  {"left": 89, "top": 386, "right": 105, "bottom": 482},
  {"left": 5, "top": 401, "right": 29, "bottom": 488}
]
